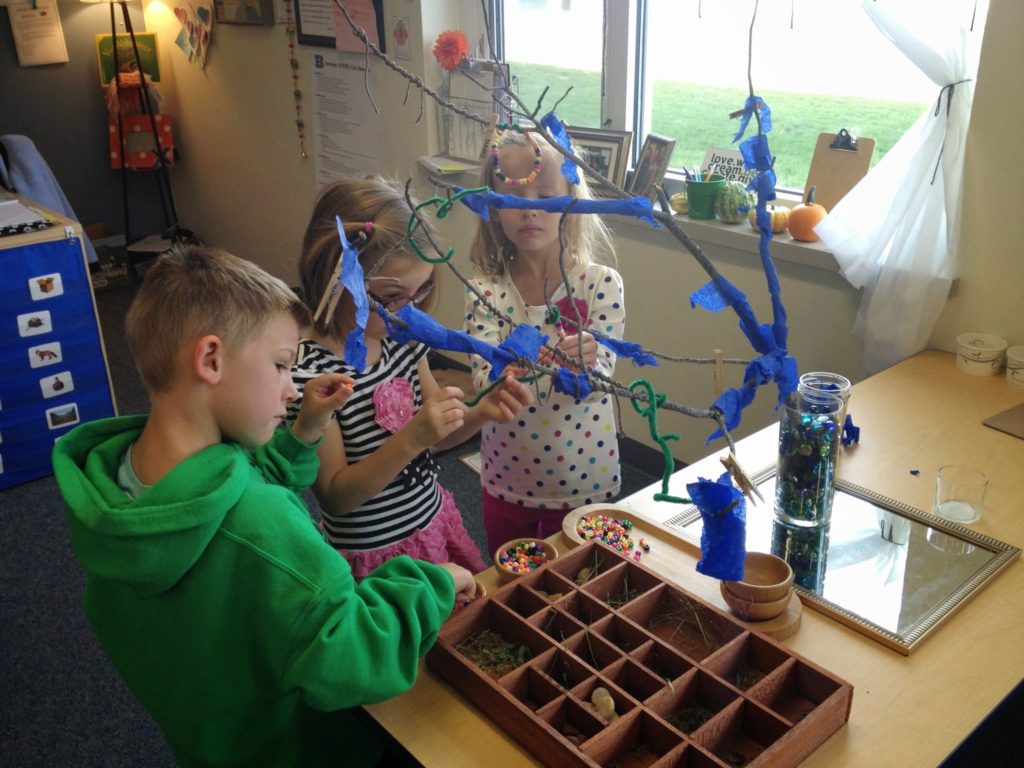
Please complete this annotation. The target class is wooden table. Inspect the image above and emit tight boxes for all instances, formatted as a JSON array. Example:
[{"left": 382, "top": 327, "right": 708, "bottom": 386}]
[{"left": 365, "top": 351, "right": 1024, "bottom": 766}]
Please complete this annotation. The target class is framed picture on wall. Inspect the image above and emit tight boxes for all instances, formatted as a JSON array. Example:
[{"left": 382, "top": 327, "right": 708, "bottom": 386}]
[
  {"left": 295, "top": 0, "right": 386, "bottom": 52},
  {"left": 565, "top": 127, "right": 632, "bottom": 190},
  {"left": 214, "top": 0, "right": 275, "bottom": 26},
  {"left": 627, "top": 133, "right": 676, "bottom": 201}
]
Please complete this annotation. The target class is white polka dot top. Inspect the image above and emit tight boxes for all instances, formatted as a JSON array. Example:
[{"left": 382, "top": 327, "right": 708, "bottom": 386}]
[{"left": 465, "top": 263, "right": 625, "bottom": 511}]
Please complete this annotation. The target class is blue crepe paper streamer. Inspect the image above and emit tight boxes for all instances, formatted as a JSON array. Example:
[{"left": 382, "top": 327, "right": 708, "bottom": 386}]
[
  {"left": 596, "top": 336, "right": 659, "bottom": 367},
  {"left": 688, "top": 470, "right": 747, "bottom": 581},
  {"left": 540, "top": 111, "right": 580, "bottom": 185},
  {"left": 334, "top": 216, "right": 370, "bottom": 370},
  {"left": 732, "top": 95, "right": 772, "bottom": 143},
  {"left": 383, "top": 304, "right": 547, "bottom": 379},
  {"left": 842, "top": 414, "right": 861, "bottom": 447},
  {"left": 692, "top": 96, "right": 798, "bottom": 444},
  {"left": 457, "top": 188, "right": 659, "bottom": 227},
  {"left": 552, "top": 368, "right": 594, "bottom": 399}
]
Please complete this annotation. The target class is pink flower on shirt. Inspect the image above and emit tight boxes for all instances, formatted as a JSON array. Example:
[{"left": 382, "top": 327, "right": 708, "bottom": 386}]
[
  {"left": 554, "top": 296, "right": 589, "bottom": 334},
  {"left": 373, "top": 377, "right": 415, "bottom": 433}
]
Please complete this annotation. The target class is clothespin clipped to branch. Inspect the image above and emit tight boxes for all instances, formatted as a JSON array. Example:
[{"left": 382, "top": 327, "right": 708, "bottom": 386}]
[
  {"left": 728, "top": 99, "right": 764, "bottom": 120},
  {"left": 720, "top": 452, "right": 764, "bottom": 505},
  {"left": 313, "top": 253, "right": 345, "bottom": 325},
  {"left": 478, "top": 113, "right": 498, "bottom": 164}
]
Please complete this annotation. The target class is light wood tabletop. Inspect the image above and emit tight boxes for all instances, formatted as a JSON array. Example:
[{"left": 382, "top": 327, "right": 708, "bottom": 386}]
[{"left": 365, "top": 351, "right": 1024, "bottom": 766}]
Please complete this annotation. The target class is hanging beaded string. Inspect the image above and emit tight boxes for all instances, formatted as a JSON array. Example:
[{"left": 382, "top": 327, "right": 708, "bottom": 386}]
[
  {"left": 491, "top": 125, "right": 542, "bottom": 185},
  {"left": 281, "top": 0, "right": 307, "bottom": 158}
]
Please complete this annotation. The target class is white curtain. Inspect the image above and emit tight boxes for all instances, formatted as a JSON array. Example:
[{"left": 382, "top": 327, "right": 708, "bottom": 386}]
[{"left": 816, "top": 0, "right": 989, "bottom": 376}]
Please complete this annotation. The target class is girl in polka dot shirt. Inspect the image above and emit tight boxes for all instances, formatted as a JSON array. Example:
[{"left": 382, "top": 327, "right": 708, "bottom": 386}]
[{"left": 466, "top": 130, "right": 626, "bottom": 553}]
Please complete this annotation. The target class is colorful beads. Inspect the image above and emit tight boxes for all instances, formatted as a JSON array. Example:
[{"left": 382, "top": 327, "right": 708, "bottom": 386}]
[
  {"left": 497, "top": 540, "right": 550, "bottom": 574},
  {"left": 491, "top": 127, "right": 542, "bottom": 186},
  {"left": 576, "top": 515, "right": 636, "bottom": 552}
]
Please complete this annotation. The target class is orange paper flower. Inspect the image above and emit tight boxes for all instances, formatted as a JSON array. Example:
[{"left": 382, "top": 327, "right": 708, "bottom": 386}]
[{"left": 433, "top": 30, "right": 469, "bottom": 72}]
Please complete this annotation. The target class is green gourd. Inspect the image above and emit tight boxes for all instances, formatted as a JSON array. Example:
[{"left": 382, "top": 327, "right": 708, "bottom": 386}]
[{"left": 714, "top": 181, "right": 756, "bottom": 224}]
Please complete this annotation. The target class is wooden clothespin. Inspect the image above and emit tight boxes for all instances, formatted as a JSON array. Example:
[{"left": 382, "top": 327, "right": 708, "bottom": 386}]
[
  {"left": 313, "top": 254, "right": 345, "bottom": 325},
  {"left": 478, "top": 113, "right": 498, "bottom": 164},
  {"left": 721, "top": 452, "right": 764, "bottom": 506},
  {"left": 712, "top": 348, "right": 724, "bottom": 396}
]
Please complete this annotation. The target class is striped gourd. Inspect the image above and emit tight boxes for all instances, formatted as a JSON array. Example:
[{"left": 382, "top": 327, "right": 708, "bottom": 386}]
[{"left": 714, "top": 181, "right": 756, "bottom": 224}]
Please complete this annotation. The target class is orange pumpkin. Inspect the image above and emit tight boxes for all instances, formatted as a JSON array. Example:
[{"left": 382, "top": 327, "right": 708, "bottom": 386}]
[
  {"left": 787, "top": 185, "right": 827, "bottom": 242},
  {"left": 748, "top": 205, "right": 790, "bottom": 234}
]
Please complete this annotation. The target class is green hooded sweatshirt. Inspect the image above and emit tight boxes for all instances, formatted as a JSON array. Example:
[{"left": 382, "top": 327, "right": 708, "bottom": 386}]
[{"left": 53, "top": 415, "right": 455, "bottom": 767}]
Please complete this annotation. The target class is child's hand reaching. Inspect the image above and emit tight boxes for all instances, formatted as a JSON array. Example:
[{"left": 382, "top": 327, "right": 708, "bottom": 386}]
[
  {"left": 539, "top": 332, "right": 599, "bottom": 371},
  {"left": 476, "top": 373, "right": 534, "bottom": 424},
  {"left": 438, "top": 562, "right": 476, "bottom": 605},
  {"left": 403, "top": 386, "right": 468, "bottom": 451},
  {"left": 291, "top": 372, "right": 355, "bottom": 445}
]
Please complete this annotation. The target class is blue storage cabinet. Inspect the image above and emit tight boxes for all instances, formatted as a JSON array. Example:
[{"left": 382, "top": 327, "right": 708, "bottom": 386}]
[{"left": 0, "top": 211, "right": 117, "bottom": 489}]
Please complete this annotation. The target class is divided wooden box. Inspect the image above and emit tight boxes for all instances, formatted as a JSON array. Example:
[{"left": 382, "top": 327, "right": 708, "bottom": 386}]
[{"left": 427, "top": 541, "right": 852, "bottom": 767}]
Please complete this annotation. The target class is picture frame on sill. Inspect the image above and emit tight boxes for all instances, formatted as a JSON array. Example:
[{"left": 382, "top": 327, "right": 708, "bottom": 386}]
[
  {"left": 213, "top": 0, "right": 275, "bottom": 26},
  {"left": 627, "top": 133, "right": 676, "bottom": 201},
  {"left": 565, "top": 127, "right": 632, "bottom": 191}
]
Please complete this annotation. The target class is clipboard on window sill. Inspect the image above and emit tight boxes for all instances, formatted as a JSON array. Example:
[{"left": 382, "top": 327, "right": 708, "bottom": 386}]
[{"left": 803, "top": 129, "right": 874, "bottom": 212}]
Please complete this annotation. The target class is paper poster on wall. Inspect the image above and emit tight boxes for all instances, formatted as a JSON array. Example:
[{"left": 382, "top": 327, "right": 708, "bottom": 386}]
[
  {"left": 332, "top": 0, "right": 383, "bottom": 54},
  {"left": 8, "top": 0, "right": 69, "bottom": 67},
  {"left": 310, "top": 50, "right": 381, "bottom": 188},
  {"left": 390, "top": 16, "right": 411, "bottom": 60}
]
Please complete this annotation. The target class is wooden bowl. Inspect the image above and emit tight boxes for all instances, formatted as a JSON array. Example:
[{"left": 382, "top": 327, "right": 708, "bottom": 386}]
[
  {"left": 720, "top": 581, "right": 791, "bottom": 621},
  {"left": 722, "top": 551, "right": 794, "bottom": 603},
  {"left": 493, "top": 538, "right": 558, "bottom": 583}
]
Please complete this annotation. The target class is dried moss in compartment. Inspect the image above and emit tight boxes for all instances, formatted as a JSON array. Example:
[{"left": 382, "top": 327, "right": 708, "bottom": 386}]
[
  {"left": 703, "top": 633, "right": 789, "bottom": 694},
  {"left": 651, "top": 669, "right": 737, "bottom": 737},
  {"left": 455, "top": 628, "right": 532, "bottom": 679},
  {"left": 583, "top": 562, "right": 661, "bottom": 610},
  {"left": 667, "top": 702, "right": 716, "bottom": 734},
  {"left": 619, "top": 585, "right": 743, "bottom": 662}
]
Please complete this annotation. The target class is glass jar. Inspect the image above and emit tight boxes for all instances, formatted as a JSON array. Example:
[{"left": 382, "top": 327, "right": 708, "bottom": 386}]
[{"left": 774, "top": 390, "right": 843, "bottom": 528}]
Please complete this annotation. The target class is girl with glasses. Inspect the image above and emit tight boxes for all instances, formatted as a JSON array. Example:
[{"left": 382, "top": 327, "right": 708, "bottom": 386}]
[{"left": 289, "top": 178, "right": 533, "bottom": 579}]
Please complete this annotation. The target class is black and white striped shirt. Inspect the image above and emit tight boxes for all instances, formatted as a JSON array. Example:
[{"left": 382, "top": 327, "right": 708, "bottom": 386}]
[{"left": 289, "top": 338, "right": 441, "bottom": 551}]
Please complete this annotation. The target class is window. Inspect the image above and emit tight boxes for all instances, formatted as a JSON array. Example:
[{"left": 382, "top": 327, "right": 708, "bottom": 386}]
[{"left": 495, "top": 0, "right": 976, "bottom": 192}]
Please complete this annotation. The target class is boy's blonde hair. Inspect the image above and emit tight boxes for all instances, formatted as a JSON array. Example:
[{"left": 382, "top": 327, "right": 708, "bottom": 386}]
[
  {"left": 298, "top": 177, "right": 439, "bottom": 340},
  {"left": 126, "top": 245, "right": 309, "bottom": 393},
  {"left": 469, "top": 131, "right": 616, "bottom": 276}
]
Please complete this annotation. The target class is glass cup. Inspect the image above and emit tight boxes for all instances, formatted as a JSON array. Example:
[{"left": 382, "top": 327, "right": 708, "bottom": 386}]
[
  {"left": 934, "top": 465, "right": 988, "bottom": 524},
  {"left": 774, "top": 390, "right": 844, "bottom": 529},
  {"left": 798, "top": 371, "right": 852, "bottom": 425}
]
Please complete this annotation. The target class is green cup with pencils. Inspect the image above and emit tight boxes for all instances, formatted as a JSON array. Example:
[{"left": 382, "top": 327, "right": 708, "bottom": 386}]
[{"left": 685, "top": 172, "right": 726, "bottom": 220}]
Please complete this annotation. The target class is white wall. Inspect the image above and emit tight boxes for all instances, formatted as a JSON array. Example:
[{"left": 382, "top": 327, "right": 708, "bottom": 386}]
[{"left": 143, "top": 0, "right": 1023, "bottom": 463}]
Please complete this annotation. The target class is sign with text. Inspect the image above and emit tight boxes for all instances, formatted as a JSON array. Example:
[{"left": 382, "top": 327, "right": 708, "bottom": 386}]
[{"left": 702, "top": 147, "right": 756, "bottom": 185}]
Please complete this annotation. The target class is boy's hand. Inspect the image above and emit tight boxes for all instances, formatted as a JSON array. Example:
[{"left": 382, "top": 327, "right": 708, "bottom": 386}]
[
  {"left": 292, "top": 373, "right": 355, "bottom": 445},
  {"left": 476, "top": 373, "right": 534, "bottom": 424},
  {"left": 438, "top": 562, "right": 476, "bottom": 605},
  {"left": 403, "top": 386, "right": 467, "bottom": 451}
]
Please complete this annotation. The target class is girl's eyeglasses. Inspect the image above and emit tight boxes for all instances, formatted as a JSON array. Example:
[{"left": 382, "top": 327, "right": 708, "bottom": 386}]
[{"left": 367, "top": 279, "right": 435, "bottom": 312}]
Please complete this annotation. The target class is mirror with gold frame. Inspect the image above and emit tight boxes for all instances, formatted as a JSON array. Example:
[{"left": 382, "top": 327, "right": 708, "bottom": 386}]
[{"left": 662, "top": 466, "right": 1020, "bottom": 655}]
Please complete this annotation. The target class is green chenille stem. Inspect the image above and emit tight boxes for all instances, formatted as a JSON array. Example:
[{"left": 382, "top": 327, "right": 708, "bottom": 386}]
[{"left": 629, "top": 379, "right": 691, "bottom": 505}]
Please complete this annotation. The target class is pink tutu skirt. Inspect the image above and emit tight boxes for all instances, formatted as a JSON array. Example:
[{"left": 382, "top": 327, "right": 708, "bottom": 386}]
[{"left": 341, "top": 485, "right": 487, "bottom": 581}]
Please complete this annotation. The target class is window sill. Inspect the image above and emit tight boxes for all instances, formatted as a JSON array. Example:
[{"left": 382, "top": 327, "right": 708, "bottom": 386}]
[{"left": 612, "top": 208, "right": 840, "bottom": 273}]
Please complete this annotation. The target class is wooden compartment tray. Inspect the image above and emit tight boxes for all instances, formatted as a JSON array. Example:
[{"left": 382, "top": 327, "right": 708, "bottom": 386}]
[{"left": 427, "top": 541, "right": 852, "bottom": 768}]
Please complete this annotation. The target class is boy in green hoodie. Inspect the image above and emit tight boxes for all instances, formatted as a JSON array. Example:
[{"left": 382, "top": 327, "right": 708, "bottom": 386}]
[{"left": 52, "top": 245, "right": 474, "bottom": 767}]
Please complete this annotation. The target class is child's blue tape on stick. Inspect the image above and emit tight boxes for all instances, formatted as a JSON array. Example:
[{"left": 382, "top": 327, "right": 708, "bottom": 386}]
[
  {"left": 687, "top": 470, "right": 747, "bottom": 581},
  {"left": 457, "top": 188, "right": 659, "bottom": 227}
]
